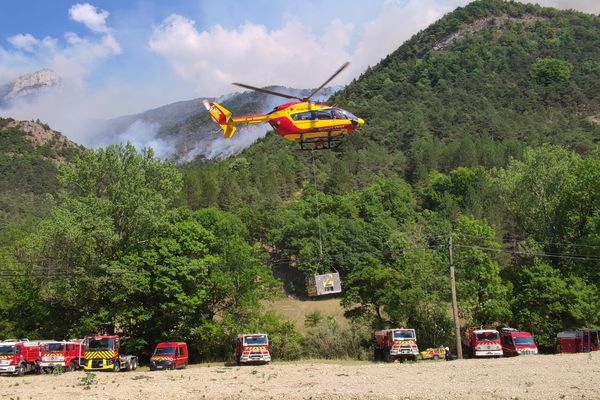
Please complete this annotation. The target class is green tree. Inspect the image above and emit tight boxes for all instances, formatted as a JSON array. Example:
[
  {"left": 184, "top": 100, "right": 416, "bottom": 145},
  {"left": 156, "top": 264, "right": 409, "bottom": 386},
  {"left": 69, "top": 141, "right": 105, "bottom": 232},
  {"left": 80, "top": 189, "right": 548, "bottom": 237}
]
[
  {"left": 59, "top": 143, "right": 182, "bottom": 248},
  {"left": 512, "top": 263, "right": 600, "bottom": 348},
  {"left": 453, "top": 215, "right": 512, "bottom": 325},
  {"left": 530, "top": 58, "right": 574, "bottom": 85}
]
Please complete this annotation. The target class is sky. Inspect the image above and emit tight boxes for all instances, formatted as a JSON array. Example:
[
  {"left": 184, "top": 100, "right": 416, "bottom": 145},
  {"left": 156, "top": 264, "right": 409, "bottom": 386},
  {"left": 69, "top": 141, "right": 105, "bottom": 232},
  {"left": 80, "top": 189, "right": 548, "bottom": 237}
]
[{"left": 0, "top": 0, "right": 599, "bottom": 146}]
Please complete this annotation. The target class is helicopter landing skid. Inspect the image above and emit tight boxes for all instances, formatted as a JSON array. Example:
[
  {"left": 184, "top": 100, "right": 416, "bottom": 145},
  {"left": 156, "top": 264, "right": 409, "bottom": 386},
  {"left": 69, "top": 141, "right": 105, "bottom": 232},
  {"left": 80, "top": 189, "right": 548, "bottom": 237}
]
[{"left": 298, "top": 133, "right": 345, "bottom": 151}]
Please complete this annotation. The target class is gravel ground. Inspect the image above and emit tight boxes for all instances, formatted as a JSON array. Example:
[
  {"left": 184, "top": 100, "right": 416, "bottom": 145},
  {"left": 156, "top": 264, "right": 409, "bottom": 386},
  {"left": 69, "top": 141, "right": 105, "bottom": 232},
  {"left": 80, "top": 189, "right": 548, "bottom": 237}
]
[{"left": 1, "top": 353, "right": 599, "bottom": 400}]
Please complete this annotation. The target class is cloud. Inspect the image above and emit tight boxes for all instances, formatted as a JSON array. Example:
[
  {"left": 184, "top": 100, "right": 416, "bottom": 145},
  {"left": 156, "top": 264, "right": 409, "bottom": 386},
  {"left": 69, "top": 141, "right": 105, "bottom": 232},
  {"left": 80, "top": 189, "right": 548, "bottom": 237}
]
[
  {"left": 69, "top": 3, "right": 111, "bottom": 33},
  {"left": 7, "top": 33, "right": 39, "bottom": 52},
  {"left": 149, "top": 14, "right": 353, "bottom": 96},
  {"left": 64, "top": 32, "right": 84, "bottom": 45}
]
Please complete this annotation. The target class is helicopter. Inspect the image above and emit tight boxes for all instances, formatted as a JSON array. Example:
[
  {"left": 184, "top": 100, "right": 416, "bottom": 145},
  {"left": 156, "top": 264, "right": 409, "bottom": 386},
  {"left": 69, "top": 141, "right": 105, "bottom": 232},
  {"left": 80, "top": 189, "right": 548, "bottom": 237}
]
[{"left": 203, "top": 62, "right": 364, "bottom": 150}]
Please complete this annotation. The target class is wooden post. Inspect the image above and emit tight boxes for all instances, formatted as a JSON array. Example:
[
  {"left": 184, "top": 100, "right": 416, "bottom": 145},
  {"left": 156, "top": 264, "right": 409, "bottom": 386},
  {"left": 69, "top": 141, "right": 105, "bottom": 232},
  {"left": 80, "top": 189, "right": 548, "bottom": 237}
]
[{"left": 449, "top": 233, "right": 463, "bottom": 359}]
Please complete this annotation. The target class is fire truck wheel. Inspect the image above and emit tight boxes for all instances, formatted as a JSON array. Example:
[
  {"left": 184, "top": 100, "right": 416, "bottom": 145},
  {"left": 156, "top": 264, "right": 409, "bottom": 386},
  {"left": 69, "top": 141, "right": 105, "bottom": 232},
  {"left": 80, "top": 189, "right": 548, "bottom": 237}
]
[
  {"left": 432, "top": 355, "right": 439, "bottom": 360},
  {"left": 68, "top": 362, "right": 77, "bottom": 372},
  {"left": 16, "top": 363, "right": 26, "bottom": 376},
  {"left": 113, "top": 361, "right": 121, "bottom": 372},
  {"left": 128, "top": 359, "right": 138, "bottom": 371}
]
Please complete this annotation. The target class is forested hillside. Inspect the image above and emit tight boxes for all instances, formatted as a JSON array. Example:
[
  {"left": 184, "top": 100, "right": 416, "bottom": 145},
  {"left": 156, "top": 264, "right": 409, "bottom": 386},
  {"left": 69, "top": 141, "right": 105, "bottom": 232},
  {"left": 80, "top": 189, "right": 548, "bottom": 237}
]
[
  {"left": 0, "top": 118, "right": 81, "bottom": 235},
  {"left": 1, "top": 0, "right": 600, "bottom": 361}
]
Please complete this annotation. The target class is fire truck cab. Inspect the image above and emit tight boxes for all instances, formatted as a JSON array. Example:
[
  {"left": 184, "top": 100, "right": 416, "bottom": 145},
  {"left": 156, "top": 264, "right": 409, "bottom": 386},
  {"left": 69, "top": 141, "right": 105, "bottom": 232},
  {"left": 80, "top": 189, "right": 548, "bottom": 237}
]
[
  {"left": 83, "top": 335, "right": 138, "bottom": 372},
  {"left": 235, "top": 334, "right": 271, "bottom": 365},
  {"left": 39, "top": 340, "right": 86, "bottom": 371},
  {"left": 467, "top": 328, "right": 503, "bottom": 357},
  {"left": 0, "top": 339, "right": 52, "bottom": 375},
  {"left": 149, "top": 342, "right": 188, "bottom": 370},
  {"left": 374, "top": 328, "right": 419, "bottom": 362},
  {"left": 500, "top": 328, "right": 538, "bottom": 356}
]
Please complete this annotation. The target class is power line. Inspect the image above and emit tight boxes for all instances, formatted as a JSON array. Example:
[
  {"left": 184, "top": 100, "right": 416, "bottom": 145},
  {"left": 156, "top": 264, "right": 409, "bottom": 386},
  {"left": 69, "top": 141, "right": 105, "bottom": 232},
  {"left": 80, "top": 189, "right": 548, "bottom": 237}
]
[{"left": 453, "top": 244, "right": 600, "bottom": 262}]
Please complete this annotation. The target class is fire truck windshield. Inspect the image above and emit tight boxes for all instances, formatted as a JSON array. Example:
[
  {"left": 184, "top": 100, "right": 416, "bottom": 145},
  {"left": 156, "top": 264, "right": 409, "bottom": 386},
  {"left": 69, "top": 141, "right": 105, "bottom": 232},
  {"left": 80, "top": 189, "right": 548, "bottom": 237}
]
[
  {"left": 44, "top": 343, "right": 65, "bottom": 352},
  {"left": 514, "top": 337, "right": 535, "bottom": 345},
  {"left": 394, "top": 330, "right": 415, "bottom": 340},
  {"left": 0, "top": 345, "right": 14, "bottom": 355},
  {"left": 476, "top": 332, "right": 499, "bottom": 341},
  {"left": 87, "top": 338, "right": 114, "bottom": 350},
  {"left": 154, "top": 347, "right": 176, "bottom": 356},
  {"left": 244, "top": 335, "right": 267, "bottom": 346}
]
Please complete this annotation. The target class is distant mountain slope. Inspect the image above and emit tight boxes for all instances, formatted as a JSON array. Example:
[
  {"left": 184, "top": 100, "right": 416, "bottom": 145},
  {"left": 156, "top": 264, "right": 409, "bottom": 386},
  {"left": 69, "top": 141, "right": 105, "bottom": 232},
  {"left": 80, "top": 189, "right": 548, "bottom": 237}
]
[
  {"left": 99, "top": 86, "right": 340, "bottom": 161},
  {"left": 0, "top": 118, "right": 82, "bottom": 230}
]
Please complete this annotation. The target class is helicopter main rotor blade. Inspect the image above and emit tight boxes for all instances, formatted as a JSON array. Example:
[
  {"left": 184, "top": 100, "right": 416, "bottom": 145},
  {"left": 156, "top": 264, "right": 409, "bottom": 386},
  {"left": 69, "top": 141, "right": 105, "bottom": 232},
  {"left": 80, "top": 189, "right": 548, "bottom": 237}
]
[
  {"left": 232, "top": 82, "right": 302, "bottom": 101},
  {"left": 306, "top": 61, "right": 349, "bottom": 101}
]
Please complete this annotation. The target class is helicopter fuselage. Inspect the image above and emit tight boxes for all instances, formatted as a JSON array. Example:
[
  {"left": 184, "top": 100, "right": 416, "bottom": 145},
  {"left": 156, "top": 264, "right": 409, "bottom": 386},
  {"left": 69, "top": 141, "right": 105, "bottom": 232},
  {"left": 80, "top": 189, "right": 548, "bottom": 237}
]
[{"left": 232, "top": 101, "right": 364, "bottom": 142}]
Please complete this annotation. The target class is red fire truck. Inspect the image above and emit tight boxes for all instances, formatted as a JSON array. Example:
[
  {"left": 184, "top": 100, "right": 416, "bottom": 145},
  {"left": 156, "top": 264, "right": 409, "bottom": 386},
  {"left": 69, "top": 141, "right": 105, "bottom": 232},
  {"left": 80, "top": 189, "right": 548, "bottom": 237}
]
[
  {"left": 374, "top": 328, "right": 419, "bottom": 362},
  {"left": 235, "top": 334, "right": 271, "bottom": 365},
  {"left": 0, "top": 339, "right": 52, "bottom": 375},
  {"left": 38, "top": 340, "right": 86, "bottom": 372},
  {"left": 500, "top": 328, "right": 538, "bottom": 356},
  {"left": 557, "top": 330, "right": 600, "bottom": 353},
  {"left": 466, "top": 328, "right": 503, "bottom": 357},
  {"left": 82, "top": 335, "right": 138, "bottom": 372},
  {"left": 149, "top": 342, "right": 188, "bottom": 370}
]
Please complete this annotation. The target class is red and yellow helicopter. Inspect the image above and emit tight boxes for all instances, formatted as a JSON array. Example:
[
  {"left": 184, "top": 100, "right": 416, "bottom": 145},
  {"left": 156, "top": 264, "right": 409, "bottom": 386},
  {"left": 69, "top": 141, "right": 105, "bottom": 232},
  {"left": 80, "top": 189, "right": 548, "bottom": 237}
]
[{"left": 203, "top": 62, "right": 364, "bottom": 150}]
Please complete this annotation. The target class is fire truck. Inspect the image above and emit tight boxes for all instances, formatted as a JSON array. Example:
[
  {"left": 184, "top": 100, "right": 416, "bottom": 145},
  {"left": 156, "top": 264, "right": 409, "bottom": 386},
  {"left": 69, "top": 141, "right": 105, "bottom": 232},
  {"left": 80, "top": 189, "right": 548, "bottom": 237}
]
[
  {"left": 149, "top": 342, "right": 188, "bottom": 370},
  {"left": 557, "top": 329, "right": 600, "bottom": 353},
  {"left": 374, "top": 328, "right": 419, "bottom": 362},
  {"left": 82, "top": 335, "right": 138, "bottom": 372},
  {"left": 0, "top": 339, "right": 53, "bottom": 375},
  {"left": 466, "top": 328, "right": 503, "bottom": 357},
  {"left": 235, "top": 334, "right": 271, "bottom": 365},
  {"left": 38, "top": 340, "right": 86, "bottom": 372},
  {"left": 500, "top": 328, "right": 538, "bottom": 356}
]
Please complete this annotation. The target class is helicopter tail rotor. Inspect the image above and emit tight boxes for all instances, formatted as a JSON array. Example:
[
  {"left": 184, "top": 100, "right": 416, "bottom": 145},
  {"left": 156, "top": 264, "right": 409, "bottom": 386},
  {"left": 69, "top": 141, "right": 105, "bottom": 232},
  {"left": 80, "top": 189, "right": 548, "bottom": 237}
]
[{"left": 203, "top": 99, "right": 237, "bottom": 138}]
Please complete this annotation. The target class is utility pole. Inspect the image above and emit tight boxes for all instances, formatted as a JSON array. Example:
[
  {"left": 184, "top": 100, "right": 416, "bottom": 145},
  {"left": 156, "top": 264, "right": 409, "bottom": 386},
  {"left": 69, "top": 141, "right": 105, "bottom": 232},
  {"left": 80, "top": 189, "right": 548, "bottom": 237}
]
[{"left": 449, "top": 233, "right": 463, "bottom": 359}]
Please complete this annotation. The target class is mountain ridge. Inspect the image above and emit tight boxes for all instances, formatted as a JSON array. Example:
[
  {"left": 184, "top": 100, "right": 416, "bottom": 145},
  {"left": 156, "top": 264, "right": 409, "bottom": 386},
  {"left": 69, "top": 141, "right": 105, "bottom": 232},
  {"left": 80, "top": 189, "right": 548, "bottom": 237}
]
[{"left": 0, "top": 69, "right": 60, "bottom": 104}]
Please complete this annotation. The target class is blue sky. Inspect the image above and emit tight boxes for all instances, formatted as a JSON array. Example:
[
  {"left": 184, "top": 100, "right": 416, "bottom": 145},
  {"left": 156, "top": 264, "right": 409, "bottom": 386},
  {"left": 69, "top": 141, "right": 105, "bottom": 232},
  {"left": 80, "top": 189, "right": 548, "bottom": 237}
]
[{"left": 0, "top": 0, "right": 598, "bottom": 145}]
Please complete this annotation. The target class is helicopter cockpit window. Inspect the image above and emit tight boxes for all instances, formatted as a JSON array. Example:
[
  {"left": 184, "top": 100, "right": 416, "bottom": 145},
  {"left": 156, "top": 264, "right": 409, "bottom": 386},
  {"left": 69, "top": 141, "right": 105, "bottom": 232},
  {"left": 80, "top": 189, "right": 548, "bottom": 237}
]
[
  {"left": 341, "top": 109, "right": 358, "bottom": 120},
  {"left": 332, "top": 109, "right": 346, "bottom": 119},
  {"left": 314, "top": 110, "right": 333, "bottom": 120},
  {"left": 291, "top": 111, "right": 314, "bottom": 121}
]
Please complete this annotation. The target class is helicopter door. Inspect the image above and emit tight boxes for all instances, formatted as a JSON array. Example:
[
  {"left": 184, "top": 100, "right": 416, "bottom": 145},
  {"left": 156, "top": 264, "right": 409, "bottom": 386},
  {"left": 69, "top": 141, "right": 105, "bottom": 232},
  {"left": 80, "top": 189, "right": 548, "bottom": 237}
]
[{"left": 307, "top": 272, "right": 342, "bottom": 296}]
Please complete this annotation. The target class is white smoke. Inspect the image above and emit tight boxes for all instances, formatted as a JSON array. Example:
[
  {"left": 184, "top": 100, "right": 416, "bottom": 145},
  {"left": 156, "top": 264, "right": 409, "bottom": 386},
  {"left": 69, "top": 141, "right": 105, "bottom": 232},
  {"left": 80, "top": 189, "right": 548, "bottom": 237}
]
[
  {"left": 183, "top": 125, "right": 269, "bottom": 162},
  {"left": 113, "top": 120, "right": 175, "bottom": 159}
]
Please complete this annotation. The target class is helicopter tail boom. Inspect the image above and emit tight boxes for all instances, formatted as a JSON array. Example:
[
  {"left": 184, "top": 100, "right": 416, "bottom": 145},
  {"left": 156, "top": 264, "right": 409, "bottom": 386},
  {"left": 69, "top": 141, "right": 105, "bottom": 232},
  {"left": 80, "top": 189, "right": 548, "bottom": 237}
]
[{"left": 203, "top": 100, "right": 269, "bottom": 138}]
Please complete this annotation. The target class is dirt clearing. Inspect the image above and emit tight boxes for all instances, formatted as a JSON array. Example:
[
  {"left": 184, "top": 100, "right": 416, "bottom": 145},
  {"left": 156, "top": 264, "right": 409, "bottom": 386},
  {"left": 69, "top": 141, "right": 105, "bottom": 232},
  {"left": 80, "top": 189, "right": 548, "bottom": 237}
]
[{"left": 1, "top": 353, "right": 598, "bottom": 400}]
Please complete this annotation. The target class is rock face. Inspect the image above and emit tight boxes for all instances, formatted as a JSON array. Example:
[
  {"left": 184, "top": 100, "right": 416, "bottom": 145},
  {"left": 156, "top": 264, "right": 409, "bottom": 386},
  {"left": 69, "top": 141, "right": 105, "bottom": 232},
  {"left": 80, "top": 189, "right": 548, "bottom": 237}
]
[{"left": 0, "top": 69, "right": 60, "bottom": 101}]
